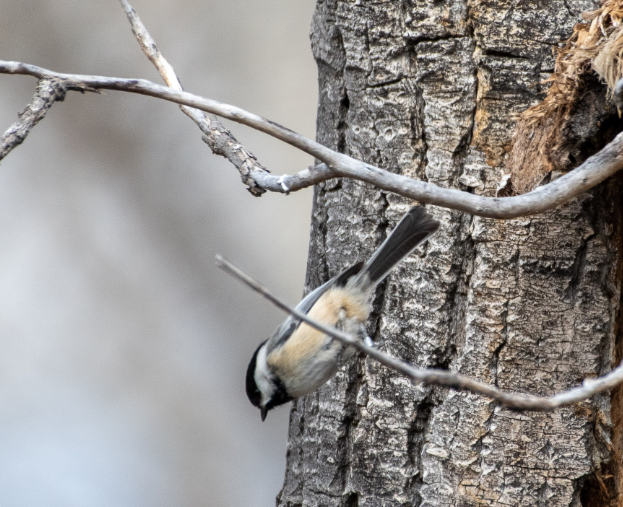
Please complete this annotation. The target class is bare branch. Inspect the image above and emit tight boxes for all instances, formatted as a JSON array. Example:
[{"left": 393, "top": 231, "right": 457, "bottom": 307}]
[
  {"left": 0, "top": 78, "right": 69, "bottom": 161},
  {"left": 2, "top": 59, "right": 623, "bottom": 219},
  {"left": 215, "top": 254, "right": 623, "bottom": 411},
  {"left": 117, "top": 0, "right": 270, "bottom": 196}
]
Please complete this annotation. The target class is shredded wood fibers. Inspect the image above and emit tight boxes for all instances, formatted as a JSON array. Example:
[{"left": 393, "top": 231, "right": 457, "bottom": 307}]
[{"left": 507, "top": 0, "right": 623, "bottom": 194}]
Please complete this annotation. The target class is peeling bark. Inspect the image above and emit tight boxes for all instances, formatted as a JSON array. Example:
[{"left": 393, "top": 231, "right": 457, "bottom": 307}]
[
  {"left": 506, "top": 1, "right": 623, "bottom": 195},
  {"left": 278, "top": 1, "right": 623, "bottom": 506}
]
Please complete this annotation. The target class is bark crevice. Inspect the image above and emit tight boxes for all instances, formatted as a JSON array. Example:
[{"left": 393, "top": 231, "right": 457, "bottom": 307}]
[{"left": 279, "top": 1, "right": 623, "bottom": 506}]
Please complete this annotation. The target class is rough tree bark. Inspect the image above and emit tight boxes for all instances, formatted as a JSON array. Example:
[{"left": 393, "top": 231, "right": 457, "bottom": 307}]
[{"left": 278, "top": 1, "right": 623, "bottom": 506}]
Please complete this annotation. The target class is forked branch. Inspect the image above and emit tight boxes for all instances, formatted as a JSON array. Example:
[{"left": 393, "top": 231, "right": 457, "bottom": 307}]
[
  {"left": 117, "top": 0, "right": 270, "bottom": 196},
  {"left": 3, "top": 2, "right": 623, "bottom": 411},
  {"left": 2, "top": 57, "right": 623, "bottom": 218}
]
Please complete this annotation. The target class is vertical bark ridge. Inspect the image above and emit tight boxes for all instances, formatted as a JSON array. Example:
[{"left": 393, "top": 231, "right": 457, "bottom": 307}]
[
  {"left": 578, "top": 174, "right": 623, "bottom": 506},
  {"left": 610, "top": 190, "right": 623, "bottom": 505}
]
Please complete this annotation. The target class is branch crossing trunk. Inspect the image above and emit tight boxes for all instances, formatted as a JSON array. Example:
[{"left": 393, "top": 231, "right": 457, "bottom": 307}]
[{"left": 278, "top": 1, "right": 623, "bottom": 505}]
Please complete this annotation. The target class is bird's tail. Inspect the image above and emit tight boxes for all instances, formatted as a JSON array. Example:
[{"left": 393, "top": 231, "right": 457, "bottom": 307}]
[{"left": 348, "top": 206, "right": 439, "bottom": 292}]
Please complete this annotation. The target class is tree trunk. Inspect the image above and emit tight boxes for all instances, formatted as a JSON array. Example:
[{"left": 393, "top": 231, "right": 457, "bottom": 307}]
[{"left": 278, "top": 1, "right": 623, "bottom": 506}]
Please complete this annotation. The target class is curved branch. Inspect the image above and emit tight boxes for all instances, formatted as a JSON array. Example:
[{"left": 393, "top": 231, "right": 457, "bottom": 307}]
[
  {"left": 216, "top": 255, "right": 623, "bottom": 411},
  {"left": 2, "top": 59, "right": 623, "bottom": 219},
  {"left": 117, "top": 0, "right": 270, "bottom": 196}
]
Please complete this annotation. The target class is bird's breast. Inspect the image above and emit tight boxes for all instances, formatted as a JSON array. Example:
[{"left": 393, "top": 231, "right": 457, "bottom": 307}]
[{"left": 266, "top": 287, "right": 370, "bottom": 398}]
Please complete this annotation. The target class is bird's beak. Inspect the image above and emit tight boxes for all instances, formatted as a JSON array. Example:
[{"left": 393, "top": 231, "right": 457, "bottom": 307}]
[{"left": 261, "top": 406, "right": 268, "bottom": 422}]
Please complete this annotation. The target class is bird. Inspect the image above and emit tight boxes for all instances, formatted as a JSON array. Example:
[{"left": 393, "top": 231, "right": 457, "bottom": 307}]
[{"left": 245, "top": 206, "right": 440, "bottom": 421}]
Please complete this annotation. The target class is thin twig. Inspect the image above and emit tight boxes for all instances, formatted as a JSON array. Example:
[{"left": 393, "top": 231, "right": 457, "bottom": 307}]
[
  {"left": 0, "top": 78, "right": 70, "bottom": 161},
  {"left": 2, "top": 60, "right": 623, "bottom": 218},
  {"left": 117, "top": 0, "right": 270, "bottom": 196},
  {"left": 215, "top": 254, "right": 623, "bottom": 411}
]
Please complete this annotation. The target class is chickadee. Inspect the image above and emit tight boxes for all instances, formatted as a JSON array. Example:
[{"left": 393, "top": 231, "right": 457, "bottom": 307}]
[{"left": 246, "top": 206, "right": 439, "bottom": 421}]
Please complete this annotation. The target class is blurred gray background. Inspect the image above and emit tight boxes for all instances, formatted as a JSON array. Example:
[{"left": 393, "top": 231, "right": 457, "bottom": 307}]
[{"left": 0, "top": 0, "right": 316, "bottom": 505}]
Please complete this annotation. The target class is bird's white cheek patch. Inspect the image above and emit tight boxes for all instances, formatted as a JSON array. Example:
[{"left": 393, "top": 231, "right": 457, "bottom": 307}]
[{"left": 254, "top": 345, "right": 274, "bottom": 406}]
